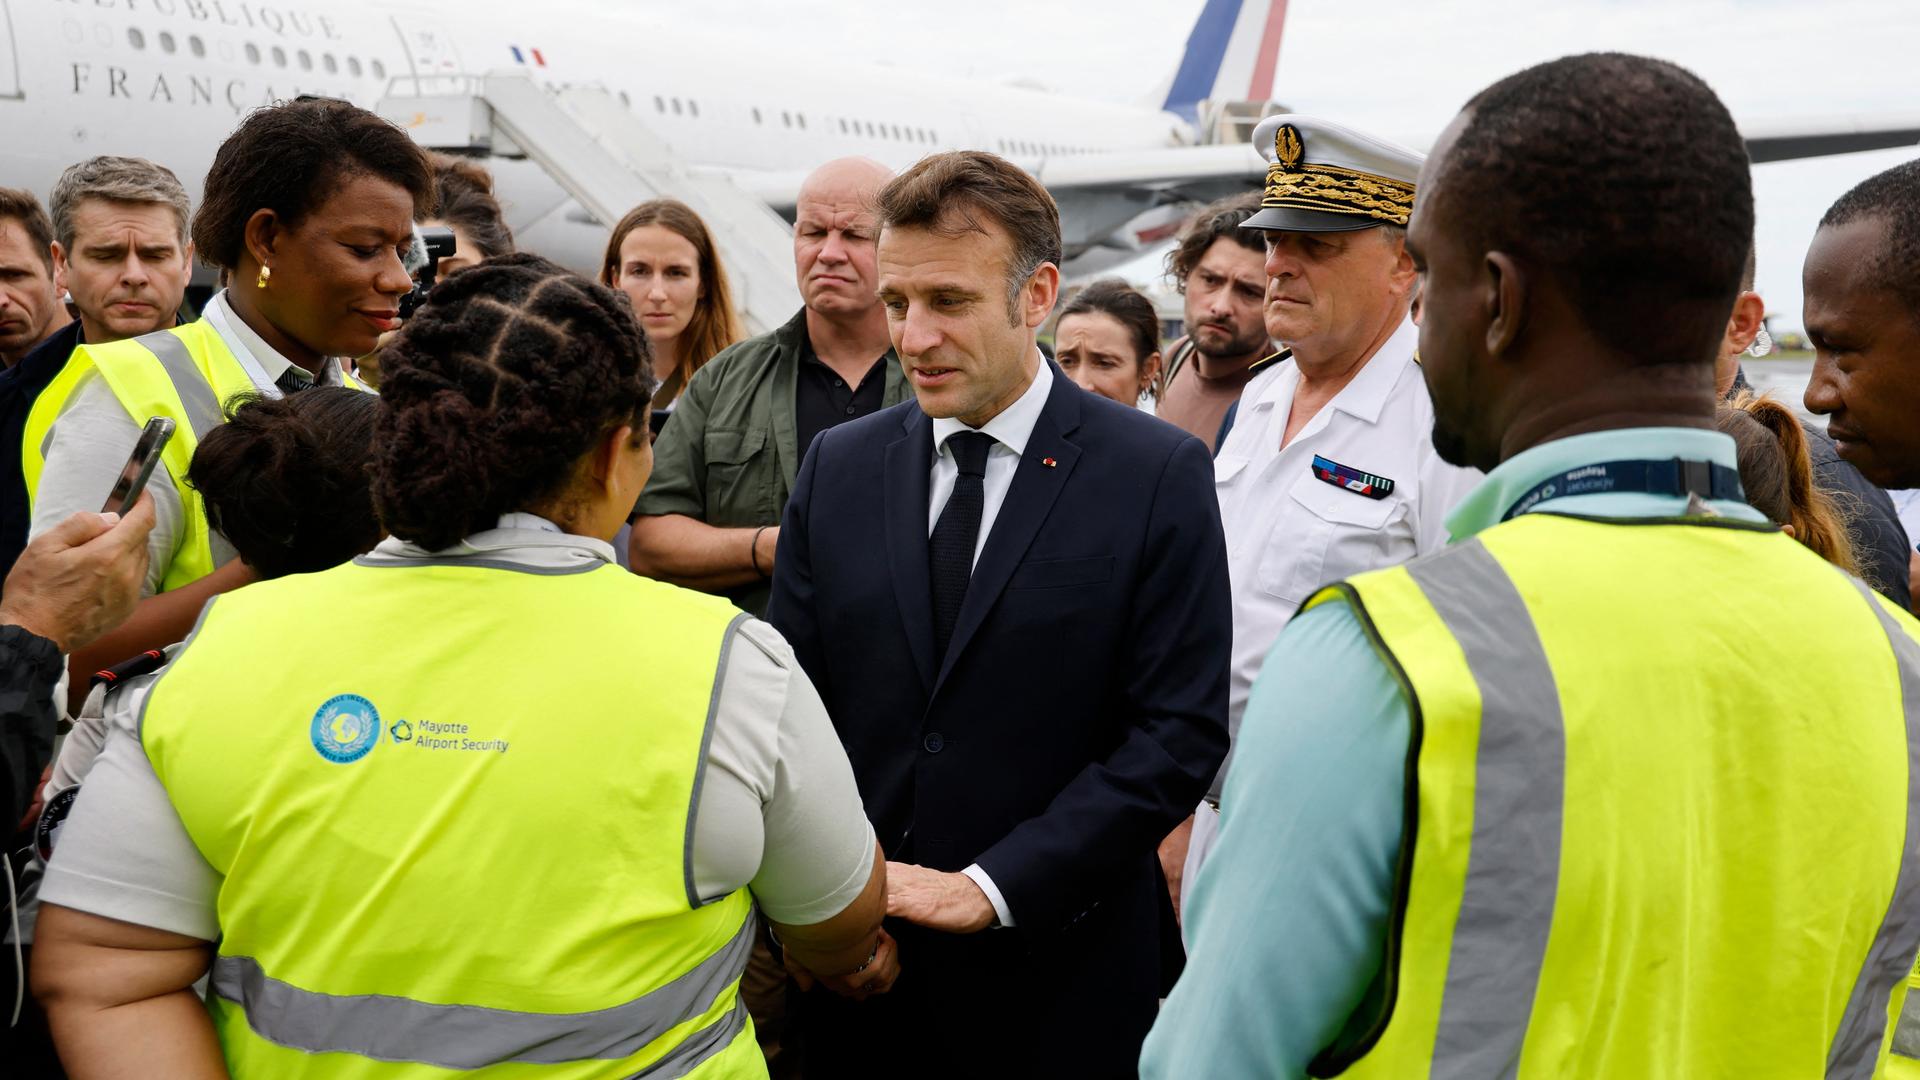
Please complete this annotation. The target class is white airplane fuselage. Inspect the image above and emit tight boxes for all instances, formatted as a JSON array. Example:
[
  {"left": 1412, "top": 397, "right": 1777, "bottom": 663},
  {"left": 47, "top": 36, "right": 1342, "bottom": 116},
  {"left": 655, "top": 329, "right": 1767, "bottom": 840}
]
[{"left": 2, "top": 0, "right": 1193, "bottom": 274}]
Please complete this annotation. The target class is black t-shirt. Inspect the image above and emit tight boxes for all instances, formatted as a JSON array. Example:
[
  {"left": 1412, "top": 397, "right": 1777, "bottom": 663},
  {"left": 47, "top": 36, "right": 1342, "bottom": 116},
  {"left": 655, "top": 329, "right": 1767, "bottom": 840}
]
[{"left": 795, "top": 337, "right": 889, "bottom": 459}]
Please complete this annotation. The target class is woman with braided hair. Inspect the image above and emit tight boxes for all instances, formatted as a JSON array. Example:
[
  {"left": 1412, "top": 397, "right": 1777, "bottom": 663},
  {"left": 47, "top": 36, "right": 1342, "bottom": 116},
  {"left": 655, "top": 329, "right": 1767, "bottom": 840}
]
[{"left": 33, "top": 255, "right": 893, "bottom": 1079}]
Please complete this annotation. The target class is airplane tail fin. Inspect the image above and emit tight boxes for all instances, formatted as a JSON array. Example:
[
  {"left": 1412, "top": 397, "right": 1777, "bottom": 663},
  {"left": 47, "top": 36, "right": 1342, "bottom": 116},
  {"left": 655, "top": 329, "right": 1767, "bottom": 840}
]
[{"left": 1161, "top": 0, "right": 1290, "bottom": 124}]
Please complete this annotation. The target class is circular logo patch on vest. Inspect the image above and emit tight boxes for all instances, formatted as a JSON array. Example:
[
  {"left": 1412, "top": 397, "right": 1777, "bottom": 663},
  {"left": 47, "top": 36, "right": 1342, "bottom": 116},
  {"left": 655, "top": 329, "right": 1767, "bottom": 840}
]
[{"left": 311, "top": 694, "right": 381, "bottom": 764}]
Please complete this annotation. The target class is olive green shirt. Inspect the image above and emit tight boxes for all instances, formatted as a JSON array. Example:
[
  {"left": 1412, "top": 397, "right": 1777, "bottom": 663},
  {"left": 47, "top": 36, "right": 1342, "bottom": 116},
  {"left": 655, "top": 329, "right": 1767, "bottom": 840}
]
[{"left": 635, "top": 308, "right": 909, "bottom": 615}]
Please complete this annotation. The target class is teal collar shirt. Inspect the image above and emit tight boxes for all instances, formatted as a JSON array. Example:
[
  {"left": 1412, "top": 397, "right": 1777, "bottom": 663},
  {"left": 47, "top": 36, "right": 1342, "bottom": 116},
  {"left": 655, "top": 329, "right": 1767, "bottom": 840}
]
[{"left": 1141, "top": 427, "right": 1763, "bottom": 1079}]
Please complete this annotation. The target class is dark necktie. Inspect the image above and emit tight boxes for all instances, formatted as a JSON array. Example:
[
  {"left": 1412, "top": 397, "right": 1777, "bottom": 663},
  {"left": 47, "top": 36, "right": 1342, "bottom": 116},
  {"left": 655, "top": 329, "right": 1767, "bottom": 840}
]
[
  {"left": 930, "top": 431, "right": 994, "bottom": 658},
  {"left": 275, "top": 365, "right": 314, "bottom": 395}
]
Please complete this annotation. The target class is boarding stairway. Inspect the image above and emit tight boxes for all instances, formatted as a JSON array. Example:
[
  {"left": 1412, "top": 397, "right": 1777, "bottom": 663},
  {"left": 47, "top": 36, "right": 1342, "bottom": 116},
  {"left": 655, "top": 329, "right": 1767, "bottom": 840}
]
[{"left": 378, "top": 72, "right": 800, "bottom": 335}]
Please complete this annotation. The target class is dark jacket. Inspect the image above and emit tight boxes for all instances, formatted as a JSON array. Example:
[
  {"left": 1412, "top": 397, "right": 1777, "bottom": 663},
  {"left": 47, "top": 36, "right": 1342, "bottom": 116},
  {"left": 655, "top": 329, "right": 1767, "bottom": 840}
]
[
  {"left": 767, "top": 367, "right": 1231, "bottom": 1076},
  {"left": 1807, "top": 424, "right": 1912, "bottom": 608},
  {"left": 0, "top": 625, "right": 62, "bottom": 823},
  {"left": 1730, "top": 368, "right": 1910, "bottom": 608},
  {"left": 634, "top": 308, "right": 909, "bottom": 615},
  {"left": 0, "top": 320, "right": 83, "bottom": 591}
]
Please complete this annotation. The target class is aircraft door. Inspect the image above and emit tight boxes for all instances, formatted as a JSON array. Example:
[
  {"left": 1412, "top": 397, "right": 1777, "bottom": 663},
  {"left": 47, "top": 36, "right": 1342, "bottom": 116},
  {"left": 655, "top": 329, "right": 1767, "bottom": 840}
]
[
  {"left": 387, "top": 14, "right": 467, "bottom": 86},
  {"left": 0, "top": 1, "right": 22, "bottom": 100}
]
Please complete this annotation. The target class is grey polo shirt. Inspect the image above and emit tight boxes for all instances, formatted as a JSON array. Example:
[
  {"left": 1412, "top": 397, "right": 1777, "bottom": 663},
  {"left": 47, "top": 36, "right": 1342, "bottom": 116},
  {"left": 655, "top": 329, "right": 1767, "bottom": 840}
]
[{"left": 38, "top": 516, "right": 877, "bottom": 938}]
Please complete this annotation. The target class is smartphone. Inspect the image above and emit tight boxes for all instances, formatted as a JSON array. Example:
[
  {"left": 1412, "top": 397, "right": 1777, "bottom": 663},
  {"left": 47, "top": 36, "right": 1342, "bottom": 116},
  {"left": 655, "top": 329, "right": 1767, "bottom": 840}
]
[{"left": 102, "top": 417, "right": 176, "bottom": 514}]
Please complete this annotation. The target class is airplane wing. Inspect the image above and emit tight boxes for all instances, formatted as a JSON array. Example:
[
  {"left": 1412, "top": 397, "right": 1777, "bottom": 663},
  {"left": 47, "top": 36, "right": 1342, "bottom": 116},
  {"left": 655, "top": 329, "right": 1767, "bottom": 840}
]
[{"left": 1740, "top": 111, "right": 1920, "bottom": 164}]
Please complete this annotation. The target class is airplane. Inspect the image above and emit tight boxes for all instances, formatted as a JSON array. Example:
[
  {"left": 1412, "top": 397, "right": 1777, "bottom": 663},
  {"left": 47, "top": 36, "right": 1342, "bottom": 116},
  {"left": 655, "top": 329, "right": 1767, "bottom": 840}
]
[{"left": 3, "top": 0, "right": 1918, "bottom": 328}]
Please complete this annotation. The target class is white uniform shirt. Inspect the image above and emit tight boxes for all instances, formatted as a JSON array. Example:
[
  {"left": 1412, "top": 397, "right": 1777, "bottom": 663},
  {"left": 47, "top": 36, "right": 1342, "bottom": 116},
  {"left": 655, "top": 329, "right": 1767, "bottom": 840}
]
[
  {"left": 1210, "top": 316, "right": 1481, "bottom": 799},
  {"left": 29, "top": 290, "right": 348, "bottom": 596}
]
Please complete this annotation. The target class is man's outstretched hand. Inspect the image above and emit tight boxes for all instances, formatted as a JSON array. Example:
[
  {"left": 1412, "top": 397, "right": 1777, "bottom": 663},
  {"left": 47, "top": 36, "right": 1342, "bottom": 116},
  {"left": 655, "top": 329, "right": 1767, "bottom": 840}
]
[{"left": 885, "top": 862, "right": 996, "bottom": 933}]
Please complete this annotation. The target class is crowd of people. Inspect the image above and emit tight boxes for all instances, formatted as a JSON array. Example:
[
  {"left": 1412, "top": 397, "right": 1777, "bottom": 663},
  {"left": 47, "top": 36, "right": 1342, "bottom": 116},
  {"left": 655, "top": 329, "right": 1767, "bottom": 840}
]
[{"left": 0, "top": 46, "right": 1919, "bottom": 1080}]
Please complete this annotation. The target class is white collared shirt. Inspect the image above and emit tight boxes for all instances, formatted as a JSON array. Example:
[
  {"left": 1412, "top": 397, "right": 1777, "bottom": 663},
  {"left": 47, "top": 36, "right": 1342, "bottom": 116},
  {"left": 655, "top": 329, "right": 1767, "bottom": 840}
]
[
  {"left": 926, "top": 354, "right": 1053, "bottom": 568},
  {"left": 1210, "top": 316, "right": 1481, "bottom": 797},
  {"left": 201, "top": 289, "right": 348, "bottom": 394},
  {"left": 921, "top": 352, "right": 1053, "bottom": 926}
]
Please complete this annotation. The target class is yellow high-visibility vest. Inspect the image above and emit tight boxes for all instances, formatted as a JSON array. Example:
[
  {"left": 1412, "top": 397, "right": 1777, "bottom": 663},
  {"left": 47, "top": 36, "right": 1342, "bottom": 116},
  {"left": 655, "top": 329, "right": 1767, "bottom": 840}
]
[
  {"left": 139, "top": 555, "right": 764, "bottom": 1078},
  {"left": 1300, "top": 512, "right": 1920, "bottom": 1079},
  {"left": 22, "top": 320, "right": 371, "bottom": 591}
]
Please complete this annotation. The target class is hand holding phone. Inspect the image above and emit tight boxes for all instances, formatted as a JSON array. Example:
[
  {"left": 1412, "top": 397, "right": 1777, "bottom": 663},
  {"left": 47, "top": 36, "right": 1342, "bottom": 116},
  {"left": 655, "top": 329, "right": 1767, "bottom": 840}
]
[{"left": 102, "top": 417, "right": 176, "bottom": 515}]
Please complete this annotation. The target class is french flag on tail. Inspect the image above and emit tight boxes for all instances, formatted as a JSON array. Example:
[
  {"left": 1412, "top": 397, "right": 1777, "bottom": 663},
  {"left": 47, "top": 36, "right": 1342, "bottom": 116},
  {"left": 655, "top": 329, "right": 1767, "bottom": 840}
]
[
  {"left": 509, "top": 45, "right": 548, "bottom": 67},
  {"left": 1161, "top": 0, "right": 1289, "bottom": 124}
]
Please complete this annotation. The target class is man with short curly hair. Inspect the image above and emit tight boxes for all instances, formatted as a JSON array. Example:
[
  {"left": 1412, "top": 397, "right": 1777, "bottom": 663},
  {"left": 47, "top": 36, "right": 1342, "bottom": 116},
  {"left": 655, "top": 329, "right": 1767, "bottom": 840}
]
[{"left": 1156, "top": 192, "right": 1270, "bottom": 450}]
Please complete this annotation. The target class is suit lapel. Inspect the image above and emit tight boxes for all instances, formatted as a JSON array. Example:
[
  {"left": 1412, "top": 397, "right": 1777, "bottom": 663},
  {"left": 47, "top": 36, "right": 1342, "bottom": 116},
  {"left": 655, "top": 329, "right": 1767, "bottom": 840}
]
[
  {"left": 933, "top": 373, "right": 1084, "bottom": 694},
  {"left": 885, "top": 407, "right": 937, "bottom": 693}
]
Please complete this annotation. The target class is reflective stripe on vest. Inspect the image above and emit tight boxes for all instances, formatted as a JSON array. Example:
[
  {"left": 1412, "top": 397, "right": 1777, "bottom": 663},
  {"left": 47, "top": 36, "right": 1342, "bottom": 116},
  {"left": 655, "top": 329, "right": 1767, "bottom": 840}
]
[
  {"left": 1840, "top": 578, "right": 1920, "bottom": 1080},
  {"left": 22, "top": 321, "right": 371, "bottom": 592},
  {"left": 140, "top": 559, "right": 763, "bottom": 1079},
  {"left": 1302, "top": 515, "right": 1920, "bottom": 1080},
  {"left": 1403, "top": 542, "right": 1564, "bottom": 1078},
  {"left": 209, "top": 916, "right": 755, "bottom": 1071}
]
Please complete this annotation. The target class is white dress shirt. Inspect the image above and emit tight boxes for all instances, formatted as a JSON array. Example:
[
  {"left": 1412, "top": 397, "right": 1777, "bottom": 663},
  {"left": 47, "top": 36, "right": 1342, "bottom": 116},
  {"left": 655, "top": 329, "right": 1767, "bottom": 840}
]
[
  {"left": 927, "top": 356, "right": 1054, "bottom": 567},
  {"left": 1211, "top": 316, "right": 1481, "bottom": 797},
  {"left": 924, "top": 353, "right": 1054, "bottom": 926}
]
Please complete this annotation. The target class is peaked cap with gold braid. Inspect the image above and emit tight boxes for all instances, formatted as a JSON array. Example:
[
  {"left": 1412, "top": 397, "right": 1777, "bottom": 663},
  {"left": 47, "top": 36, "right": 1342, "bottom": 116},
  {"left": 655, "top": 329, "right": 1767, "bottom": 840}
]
[{"left": 1243, "top": 114, "right": 1424, "bottom": 233}]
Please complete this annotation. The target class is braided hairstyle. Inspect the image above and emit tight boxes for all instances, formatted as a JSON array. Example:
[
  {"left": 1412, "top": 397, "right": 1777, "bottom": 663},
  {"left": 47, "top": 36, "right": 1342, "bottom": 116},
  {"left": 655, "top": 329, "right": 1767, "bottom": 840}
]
[{"left": 374, "top": 254, "right": 657, "bottom": 551}]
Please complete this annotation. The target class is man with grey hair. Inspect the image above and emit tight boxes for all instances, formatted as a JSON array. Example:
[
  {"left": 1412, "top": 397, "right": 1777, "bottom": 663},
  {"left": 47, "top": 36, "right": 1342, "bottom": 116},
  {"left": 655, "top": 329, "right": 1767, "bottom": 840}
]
[{"left": 0, "top": 156, "right": 190, "bottom": 586}]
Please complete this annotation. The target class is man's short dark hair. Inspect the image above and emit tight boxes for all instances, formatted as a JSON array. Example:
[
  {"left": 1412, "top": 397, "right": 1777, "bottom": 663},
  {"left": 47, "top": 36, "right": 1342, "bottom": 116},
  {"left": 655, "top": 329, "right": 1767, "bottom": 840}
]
[
  {"left": 875, "top": 151, "right": 1062, "bottom": 319},
  {"left": 1166, "top": 191, "right": 1265, "bottom": 293},
  {"left": 0, "top": 188, "right": 54, "bottom": 273},
  {"left": 1438, "top": 52, "right": 1754, "bottom": 366},
  {"left": 1819, "top": 158, "right": 1920, "bottom": 311}
]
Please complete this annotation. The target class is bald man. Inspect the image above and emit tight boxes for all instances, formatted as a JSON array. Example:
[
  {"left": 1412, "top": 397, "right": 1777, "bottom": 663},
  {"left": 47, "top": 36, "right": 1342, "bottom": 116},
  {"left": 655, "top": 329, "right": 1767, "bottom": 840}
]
[{"left": 631, "top": 157, "right": 908, "bottom": 617}]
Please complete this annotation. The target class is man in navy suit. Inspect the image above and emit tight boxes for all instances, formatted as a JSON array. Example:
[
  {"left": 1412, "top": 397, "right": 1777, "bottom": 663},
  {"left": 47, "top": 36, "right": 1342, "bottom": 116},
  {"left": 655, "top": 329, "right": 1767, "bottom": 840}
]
[{"left": 766, "top": 151, "right": 1230, "bottom": 1077}]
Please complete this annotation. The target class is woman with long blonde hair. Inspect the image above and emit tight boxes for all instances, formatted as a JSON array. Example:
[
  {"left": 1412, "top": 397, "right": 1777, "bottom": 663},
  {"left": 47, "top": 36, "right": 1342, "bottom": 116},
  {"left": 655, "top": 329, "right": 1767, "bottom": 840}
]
[{"left": 599, "top": 199, "right": 744, "bottom": 410}]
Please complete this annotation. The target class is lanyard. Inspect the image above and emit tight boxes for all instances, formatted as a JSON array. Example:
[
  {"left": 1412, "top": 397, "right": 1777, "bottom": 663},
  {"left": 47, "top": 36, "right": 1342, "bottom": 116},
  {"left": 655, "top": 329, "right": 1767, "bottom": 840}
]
[{"left": 1502, "top": 458, "right": 1745, "bottom": 522}]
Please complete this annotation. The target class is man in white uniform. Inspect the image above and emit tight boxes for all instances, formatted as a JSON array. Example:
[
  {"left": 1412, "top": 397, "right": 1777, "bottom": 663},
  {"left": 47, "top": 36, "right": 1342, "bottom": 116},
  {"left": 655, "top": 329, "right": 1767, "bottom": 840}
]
[{"left": 1181, "top": 117, "right": 1482, "bottom": 907}]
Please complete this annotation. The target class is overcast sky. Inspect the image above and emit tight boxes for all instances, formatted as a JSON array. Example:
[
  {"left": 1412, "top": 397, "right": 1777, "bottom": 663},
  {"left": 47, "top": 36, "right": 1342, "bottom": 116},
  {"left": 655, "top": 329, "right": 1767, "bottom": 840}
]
[{"left": 692, "top": 0, "right": 1920, "bottom": 333}]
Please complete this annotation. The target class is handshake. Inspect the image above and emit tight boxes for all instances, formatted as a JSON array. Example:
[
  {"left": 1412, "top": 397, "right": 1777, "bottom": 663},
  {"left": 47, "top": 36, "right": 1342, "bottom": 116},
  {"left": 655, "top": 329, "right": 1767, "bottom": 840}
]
[{"left": 782, "top": 860, "right": 1000, "bottom": 1002}]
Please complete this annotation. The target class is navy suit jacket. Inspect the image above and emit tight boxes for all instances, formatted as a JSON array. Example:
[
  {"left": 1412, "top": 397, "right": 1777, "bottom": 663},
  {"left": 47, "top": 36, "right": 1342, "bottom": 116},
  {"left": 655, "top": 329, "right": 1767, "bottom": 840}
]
[{"left": 767, "top": 366, "right": 1229, "bottom": 1070}]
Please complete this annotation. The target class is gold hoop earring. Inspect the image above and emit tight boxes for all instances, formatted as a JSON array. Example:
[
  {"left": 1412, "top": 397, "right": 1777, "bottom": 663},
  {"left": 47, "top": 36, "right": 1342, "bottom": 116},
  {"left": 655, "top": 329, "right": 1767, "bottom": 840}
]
[{"left": 256, "top": 265, "right": 271, "bottom": 289}]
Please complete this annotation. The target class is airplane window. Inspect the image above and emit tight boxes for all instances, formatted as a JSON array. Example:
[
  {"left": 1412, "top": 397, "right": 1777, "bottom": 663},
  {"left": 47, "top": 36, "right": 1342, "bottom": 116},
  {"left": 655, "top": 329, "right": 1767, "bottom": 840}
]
[
  {"left": 798, "top": 114, "right": 807, "bottom": 130},
  {"left": 127, "top": 28, "right": 145, "bottom": 50},
  {"left": 782, "top": 111, "right": 791, "bottom": 128},
  {"left": 619, "top": 90, "right": 630, "bottom": 107},
  {"left": 159, "top": 31, "right": 176, "bottom": 54},
  {"left": 838, "top": 119, "right": 848, "bottom": 135},
  {"left": 298, "top": 49, "right": 312, "bottom": 71},
  {"left": 371, "top": 59, "right": 386, "bottom": 79},
  {"left": 672, "top": 98, "right": 683, "bottom": 116},
  {"left": 865, "top": 121, "right": 876, "bottom": 137},
  {"left": 190, "top": 35, "right": 206, "bottom": 58},
  {"left": 271, "top": 46, "right": 286, "bottom": 67},
  {"left": 323, "top": 53, "right": 337, "bottom": 74},
  {"left": 347, "top": 55, "right": 362, "bottom": 77},
  {"left": 689, "top": 100, "right": 699, "bottom": 118},
  {"left": 246, "top": 43, "right": 261, "bottom": 65},
  {"left": 654, "top": 95, "right": 665, "bottom": 112},
  {"left": 752, "top": 107, "right": 762, "bottom": 124}
]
